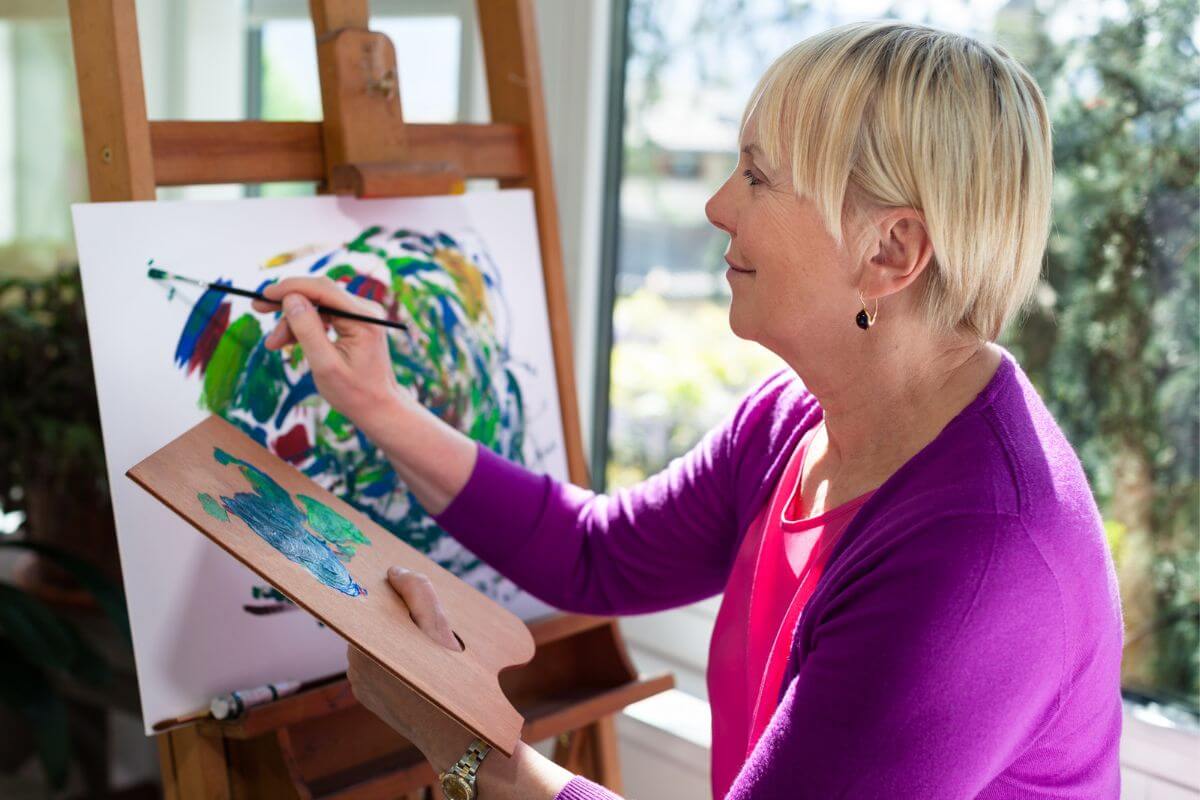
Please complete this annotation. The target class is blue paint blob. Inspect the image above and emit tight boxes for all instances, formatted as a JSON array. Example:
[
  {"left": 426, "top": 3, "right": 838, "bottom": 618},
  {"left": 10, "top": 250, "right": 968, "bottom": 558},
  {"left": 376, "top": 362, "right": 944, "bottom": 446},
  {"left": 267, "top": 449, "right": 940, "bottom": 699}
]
[
  {"left": 273, "top": 372, "right": 317, "bottom": 428},
  {"left": 174, "top": 282, "right": 230, "bottom": 368},
  {"left": 210, "top": 447, "right": 367, "bottom": 598},
  {"left": 308, "top": 250, "right": 335, "bottom": 273}
]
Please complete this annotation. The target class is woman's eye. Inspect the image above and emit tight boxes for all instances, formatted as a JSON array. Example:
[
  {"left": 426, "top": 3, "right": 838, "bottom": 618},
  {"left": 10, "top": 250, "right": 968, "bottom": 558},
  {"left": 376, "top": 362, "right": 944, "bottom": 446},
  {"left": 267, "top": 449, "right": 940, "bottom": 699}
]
[{"left": 742, "top": 169, "right": 762, "bottom": 187}]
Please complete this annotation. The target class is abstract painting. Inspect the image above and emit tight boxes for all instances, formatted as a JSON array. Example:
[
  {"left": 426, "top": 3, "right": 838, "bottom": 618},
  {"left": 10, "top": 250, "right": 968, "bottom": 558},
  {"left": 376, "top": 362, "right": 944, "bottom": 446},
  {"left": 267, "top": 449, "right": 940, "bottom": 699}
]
[
  {"left": 73, "top": 191, "right": 565, "bottom": 732},
  {"left": 165, "top": 223, "right": 536, "bottom": 613}
]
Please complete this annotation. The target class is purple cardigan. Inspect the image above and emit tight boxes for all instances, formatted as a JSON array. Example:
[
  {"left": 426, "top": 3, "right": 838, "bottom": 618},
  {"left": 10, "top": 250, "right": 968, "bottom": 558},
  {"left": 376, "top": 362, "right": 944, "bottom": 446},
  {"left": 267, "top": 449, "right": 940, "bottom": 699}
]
[{"left": 431, "top": 346, "right": 1124, "bottom": 799}]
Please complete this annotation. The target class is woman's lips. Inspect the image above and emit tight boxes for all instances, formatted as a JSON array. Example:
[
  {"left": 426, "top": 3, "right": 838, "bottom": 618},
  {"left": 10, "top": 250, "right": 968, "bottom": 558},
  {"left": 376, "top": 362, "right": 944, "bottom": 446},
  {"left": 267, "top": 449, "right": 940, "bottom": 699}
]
[{"left": 725, "top": 257, "right": 756, "bottom": 274}]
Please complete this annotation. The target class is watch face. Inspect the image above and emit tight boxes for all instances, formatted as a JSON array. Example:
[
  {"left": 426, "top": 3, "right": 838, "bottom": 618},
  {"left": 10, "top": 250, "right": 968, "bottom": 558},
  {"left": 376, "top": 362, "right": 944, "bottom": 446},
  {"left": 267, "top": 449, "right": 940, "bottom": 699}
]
[{"left": 441, "top": 773, "right": 473, "bottom": 800}]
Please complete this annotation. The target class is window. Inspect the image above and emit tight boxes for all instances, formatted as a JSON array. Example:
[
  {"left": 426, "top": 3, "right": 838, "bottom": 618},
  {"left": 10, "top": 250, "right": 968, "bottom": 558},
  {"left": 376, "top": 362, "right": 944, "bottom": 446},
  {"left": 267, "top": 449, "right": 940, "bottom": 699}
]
[
  {"left": 0, "top": 13, "right": 86, "bottom": 253},
  {"left": 598, "top": 0, "right": 1200, "bottom": 722}
]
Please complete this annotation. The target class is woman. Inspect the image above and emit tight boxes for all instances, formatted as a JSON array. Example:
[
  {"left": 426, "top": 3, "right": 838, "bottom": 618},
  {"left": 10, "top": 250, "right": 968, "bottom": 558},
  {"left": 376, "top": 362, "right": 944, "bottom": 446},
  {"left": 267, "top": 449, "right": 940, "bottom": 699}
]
[{"left": 254, "top": 20, "right": 1123, "bottom": 800}]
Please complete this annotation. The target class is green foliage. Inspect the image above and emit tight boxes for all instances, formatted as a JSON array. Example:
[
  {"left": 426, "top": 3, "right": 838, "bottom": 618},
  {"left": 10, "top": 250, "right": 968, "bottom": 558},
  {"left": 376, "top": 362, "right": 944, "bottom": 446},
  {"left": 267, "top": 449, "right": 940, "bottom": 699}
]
[
  {"left": 0, "top": 266, "right": 109, "bottom": 521},
  {"left": 1007, "top": 0, "right": 1200, "bottom": 709},
  {"left": 607, "top": 290, "right": 785, "bottom": 488},
  {"left": 0, "top": 541, "right": 128, "bottom": 789},
  {"left": 0, "top": 263, "right": 128, "bottom": 786}
]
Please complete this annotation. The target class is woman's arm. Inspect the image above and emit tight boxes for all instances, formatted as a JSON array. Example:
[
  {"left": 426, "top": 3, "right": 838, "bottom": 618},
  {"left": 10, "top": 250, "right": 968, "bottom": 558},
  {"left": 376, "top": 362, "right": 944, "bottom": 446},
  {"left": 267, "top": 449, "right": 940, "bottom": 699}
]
[
  {"left": 259, "top": 277, "right": 788, "bottom": 616},
  {"left": 256, "top": 279, "right": 477, "bottom": 516}
]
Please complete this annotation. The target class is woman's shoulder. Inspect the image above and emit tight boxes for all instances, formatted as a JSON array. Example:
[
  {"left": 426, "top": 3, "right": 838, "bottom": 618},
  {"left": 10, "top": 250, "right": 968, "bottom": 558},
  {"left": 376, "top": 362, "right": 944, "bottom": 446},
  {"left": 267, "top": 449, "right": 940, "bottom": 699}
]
[
  {"left": 867, "top": 350, "right": 1102, "bottom": 527},
  {"left": 845, "top": 350, "right": 1120, "bottom": 635}
]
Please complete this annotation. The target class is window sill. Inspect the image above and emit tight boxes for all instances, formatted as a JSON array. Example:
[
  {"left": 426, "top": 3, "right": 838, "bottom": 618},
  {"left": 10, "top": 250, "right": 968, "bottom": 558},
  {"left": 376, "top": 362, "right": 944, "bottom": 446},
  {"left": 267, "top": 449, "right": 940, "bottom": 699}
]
[{"left": 614, "top": 689, "right": 1200, "bottom": 798}]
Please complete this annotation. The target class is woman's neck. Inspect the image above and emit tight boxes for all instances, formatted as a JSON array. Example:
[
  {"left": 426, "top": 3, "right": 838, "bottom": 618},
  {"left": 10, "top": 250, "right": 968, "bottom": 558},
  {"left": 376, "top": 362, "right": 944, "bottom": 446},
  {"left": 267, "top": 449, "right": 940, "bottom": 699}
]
[{"left": 787, "top": 336, "right": 1002, "bottom": 512}]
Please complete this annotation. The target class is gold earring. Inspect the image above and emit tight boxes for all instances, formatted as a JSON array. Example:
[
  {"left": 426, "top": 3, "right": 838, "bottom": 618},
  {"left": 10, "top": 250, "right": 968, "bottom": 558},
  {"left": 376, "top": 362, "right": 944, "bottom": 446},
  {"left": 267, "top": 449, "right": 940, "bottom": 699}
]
[{"left": 856, "top": 292, "right": 878, "bottom": 330}]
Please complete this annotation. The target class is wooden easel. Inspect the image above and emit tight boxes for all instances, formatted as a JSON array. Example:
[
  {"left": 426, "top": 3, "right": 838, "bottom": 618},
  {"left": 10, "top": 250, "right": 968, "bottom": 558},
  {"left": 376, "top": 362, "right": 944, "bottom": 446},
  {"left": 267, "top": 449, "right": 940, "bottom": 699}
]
[{"left": 67, "top": 1, "right": 673, "bottom": 797}]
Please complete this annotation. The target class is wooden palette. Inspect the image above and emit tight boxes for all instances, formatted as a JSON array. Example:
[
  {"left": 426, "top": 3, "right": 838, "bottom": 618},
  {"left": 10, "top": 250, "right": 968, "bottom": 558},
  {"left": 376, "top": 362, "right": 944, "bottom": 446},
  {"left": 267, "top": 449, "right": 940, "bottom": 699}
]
[{"left": 126, "top": 414, "right": 535, "bottom": 755}]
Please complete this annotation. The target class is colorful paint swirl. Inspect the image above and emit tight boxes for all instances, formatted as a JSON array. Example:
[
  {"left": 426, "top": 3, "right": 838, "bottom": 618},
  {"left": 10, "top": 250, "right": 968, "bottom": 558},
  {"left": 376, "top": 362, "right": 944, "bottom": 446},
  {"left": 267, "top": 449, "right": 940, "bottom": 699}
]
[
  {"left": 164, "top": 225, "right": 536, "bottom": 603},
  {"left": 199, "top": 448, "right": 370, "bottom": 598}
]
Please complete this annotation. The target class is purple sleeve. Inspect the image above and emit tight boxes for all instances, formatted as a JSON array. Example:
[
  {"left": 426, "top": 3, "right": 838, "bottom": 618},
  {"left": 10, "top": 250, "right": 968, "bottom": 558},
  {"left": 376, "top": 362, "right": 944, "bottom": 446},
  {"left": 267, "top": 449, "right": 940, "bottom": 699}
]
[
  {"left": 427, "top": 375, "right": 782, "bottom": 615},
  {"left": 554, "top": 776, "right": 623, "bottom": 800},
  {"left": 726, "top": 512, "right": 1067, "bottom": 799}
]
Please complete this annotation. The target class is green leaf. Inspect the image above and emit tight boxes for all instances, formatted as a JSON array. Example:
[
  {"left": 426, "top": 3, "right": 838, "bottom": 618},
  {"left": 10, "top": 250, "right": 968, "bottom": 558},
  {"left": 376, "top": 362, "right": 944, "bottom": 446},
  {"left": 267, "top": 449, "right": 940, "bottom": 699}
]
[
  {"left": 0, "top": 584, "right": 78, "bottom": 670},
  {"left": 0, "top": 640, "right": 70, "bottom": 788},
  {"left": 0, "top": 541, "right": 130, "bottom": 641}
]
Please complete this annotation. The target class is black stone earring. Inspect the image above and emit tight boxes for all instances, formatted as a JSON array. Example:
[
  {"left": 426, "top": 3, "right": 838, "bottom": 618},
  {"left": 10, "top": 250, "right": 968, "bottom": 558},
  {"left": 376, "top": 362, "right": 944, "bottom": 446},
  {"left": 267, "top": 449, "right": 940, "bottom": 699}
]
[{"left": 856, "top": 292, "right": 878, "bottom": 330}]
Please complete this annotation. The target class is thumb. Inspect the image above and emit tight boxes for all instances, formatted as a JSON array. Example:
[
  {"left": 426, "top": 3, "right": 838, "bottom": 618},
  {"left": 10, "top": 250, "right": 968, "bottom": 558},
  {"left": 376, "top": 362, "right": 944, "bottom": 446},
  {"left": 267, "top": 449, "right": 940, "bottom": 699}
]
[
  {"left": 387, "top": 567, "right": 461, "bottom": 651},
  {"left": 281, "top": 293, "right": 338, "bottom": 373}
]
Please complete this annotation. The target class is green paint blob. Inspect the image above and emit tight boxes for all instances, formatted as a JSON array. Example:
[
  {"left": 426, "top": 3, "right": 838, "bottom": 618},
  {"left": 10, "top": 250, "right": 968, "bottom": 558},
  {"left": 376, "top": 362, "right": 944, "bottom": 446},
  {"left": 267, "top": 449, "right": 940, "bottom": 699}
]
[
  {"left": 214, "top": 447, "right": 292, "bottom": 506},
  {"left": 324, "top": 409, "right": 352, "bottom": 440},
  {"left": 197, "top": 492, "right": 228, "bottom": 521},
  {"left": 203, "top": 314, "right": 262, "bottom": 413},
  {"left": 238, "top": 342, "right": 285, "bottom": 424},
  {"left": 297, "top": 495, "right": 370, "bottom": 560}
]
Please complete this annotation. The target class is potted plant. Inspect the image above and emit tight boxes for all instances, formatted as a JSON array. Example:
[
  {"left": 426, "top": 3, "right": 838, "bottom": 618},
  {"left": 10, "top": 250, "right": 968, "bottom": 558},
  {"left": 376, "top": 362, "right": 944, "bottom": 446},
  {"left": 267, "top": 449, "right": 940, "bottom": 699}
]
[
  {"left": 0, "top": 261, "right": 131, "bottom": 789},
  {"left": 0, "top": 263, "right": 120, "bottom": 590}
]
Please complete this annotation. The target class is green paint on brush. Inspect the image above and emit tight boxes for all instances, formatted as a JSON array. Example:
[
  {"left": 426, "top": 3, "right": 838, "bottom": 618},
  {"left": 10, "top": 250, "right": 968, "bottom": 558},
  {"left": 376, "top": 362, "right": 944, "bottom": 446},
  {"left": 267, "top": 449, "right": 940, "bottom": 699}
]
[
  {"left": 197, "top": 492, "right": 228, "bottom": 521},
  {"left": 202, "top": 314, "right": 262, "bottom": 414},
  {"left": 147, "top": 266, "right": 169, "bottom": 281},
  {"left": 297, "top": 494, "right": 370, "bottom": 560}
]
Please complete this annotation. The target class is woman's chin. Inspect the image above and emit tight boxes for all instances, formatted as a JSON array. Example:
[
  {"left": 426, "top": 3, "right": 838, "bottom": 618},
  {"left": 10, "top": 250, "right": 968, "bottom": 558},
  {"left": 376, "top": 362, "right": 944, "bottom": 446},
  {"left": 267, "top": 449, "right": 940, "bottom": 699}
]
[{"left": 727, "top": 308, "right": 758, "bottom": 342}]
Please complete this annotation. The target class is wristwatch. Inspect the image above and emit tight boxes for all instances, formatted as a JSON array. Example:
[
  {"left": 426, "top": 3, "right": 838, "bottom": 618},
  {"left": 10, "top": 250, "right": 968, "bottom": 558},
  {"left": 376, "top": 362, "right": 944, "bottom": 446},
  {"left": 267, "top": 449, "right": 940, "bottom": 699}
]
[{"left": 439, "top": 738, "right": 492, "bottom": 800}]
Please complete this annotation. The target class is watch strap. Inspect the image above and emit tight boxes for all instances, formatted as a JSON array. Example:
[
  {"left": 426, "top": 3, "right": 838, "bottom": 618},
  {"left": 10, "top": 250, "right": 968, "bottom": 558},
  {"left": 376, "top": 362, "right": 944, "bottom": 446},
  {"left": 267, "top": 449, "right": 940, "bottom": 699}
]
[{"left": 455, "top": 738, "right": 491, "bottom": 781}]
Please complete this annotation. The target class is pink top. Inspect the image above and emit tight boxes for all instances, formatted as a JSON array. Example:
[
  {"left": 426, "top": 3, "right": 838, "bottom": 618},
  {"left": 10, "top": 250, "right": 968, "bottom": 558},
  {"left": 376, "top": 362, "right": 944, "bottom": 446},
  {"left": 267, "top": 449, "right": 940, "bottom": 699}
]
[{"left": 707, "top": 421, "right": 876, "bottom": 798}]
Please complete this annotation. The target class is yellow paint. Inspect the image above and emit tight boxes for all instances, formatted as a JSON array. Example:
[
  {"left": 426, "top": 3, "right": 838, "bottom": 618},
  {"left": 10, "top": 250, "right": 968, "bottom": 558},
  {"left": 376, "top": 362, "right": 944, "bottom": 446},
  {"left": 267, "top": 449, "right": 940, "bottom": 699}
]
[
  {"left": 433, "top": 247, "right": 491, "bottom": 323},
  {"left": 261, "top": 244, "right": 323, "bottom": 269}
]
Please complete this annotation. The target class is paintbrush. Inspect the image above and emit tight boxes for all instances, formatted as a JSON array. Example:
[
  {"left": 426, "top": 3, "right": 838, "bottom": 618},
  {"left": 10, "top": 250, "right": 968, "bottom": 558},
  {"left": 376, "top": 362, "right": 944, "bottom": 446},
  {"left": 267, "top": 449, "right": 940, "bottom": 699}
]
[{"left": 147, "top": 266, "right": 409, "bottom": 332}]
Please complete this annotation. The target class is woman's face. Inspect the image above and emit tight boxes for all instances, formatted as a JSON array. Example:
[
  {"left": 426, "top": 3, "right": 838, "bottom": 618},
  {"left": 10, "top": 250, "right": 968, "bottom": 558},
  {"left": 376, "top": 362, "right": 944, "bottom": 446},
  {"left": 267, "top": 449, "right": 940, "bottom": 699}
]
[{"left": 704, "top": 115, "right": 858, "bottom": 354}]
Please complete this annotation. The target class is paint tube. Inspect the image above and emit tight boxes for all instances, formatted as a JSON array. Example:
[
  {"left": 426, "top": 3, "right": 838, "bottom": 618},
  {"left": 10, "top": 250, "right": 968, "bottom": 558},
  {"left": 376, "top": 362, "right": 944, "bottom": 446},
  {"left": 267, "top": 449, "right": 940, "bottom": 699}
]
[{"left": 210, "top": 680, "right": 302, "bottom": 720}]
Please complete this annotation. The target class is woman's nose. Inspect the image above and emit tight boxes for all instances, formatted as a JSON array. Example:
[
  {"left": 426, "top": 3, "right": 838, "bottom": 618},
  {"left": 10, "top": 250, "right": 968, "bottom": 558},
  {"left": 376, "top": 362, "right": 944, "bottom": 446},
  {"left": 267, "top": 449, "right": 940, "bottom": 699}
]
[{"left": 705, "top": 184, "right": 734, "bottom": 235}]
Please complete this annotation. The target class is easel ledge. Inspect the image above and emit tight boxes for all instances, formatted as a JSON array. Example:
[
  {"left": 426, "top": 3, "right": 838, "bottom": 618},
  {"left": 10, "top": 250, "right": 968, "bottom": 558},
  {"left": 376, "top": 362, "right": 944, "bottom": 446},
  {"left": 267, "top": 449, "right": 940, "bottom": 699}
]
[
  {"left": 68, "top": 0, "right": 674, "bottom": 797},
  {"left": 159, "top": 615, "right": 671, "bottom": 798}
]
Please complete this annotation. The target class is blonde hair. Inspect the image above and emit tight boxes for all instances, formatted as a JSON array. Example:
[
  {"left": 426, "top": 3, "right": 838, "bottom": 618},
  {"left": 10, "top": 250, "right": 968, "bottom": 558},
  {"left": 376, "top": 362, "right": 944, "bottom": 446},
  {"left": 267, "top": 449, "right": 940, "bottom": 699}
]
[{"left": 742, "top": 21, "right": 1053, "bottom": 342}]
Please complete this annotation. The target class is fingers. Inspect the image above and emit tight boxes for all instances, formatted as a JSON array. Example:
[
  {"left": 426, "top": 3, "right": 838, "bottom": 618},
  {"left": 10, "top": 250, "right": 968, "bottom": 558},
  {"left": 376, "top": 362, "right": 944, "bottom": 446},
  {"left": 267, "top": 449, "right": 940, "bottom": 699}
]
[
  {"left": 280, "top": 293, "right": 340, "bottom": 371},
  {"left": 258, "top": 276, "right": 381, "bottom": 317},
  {"left": 263, "top": 317, "right": 296, "bottom": 350},
  {"left": 388, "top": 566, "right": 462, "bottom": 651}
]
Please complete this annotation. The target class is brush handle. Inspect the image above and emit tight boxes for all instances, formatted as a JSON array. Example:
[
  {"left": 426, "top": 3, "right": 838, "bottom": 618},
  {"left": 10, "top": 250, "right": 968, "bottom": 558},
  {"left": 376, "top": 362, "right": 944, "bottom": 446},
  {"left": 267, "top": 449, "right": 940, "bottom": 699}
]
[{"left": 213, "top": 284, "right": 409, "bottom": 332}]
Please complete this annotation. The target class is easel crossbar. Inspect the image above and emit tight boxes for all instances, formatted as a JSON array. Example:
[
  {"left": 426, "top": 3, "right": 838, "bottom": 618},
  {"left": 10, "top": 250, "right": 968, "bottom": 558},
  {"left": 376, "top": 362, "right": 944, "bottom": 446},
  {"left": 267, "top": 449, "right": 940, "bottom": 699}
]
[{"left": 150, "top": 121, "right": 530, "bottom": 186}]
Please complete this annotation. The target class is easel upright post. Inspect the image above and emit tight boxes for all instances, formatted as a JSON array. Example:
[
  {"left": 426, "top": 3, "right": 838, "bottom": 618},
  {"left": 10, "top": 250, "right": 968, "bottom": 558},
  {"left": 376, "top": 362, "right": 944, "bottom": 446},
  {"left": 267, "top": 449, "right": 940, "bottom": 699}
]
[{"left": 68, "top": 0, "right": 155, "bottom": 201}]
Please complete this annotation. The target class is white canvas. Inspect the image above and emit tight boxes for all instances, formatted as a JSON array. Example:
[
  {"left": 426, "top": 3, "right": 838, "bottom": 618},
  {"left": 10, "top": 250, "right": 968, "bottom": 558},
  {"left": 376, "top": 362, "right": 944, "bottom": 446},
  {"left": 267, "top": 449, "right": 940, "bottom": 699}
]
[{"left": 72, "top": 190, "right": 564, "bottom": 733}]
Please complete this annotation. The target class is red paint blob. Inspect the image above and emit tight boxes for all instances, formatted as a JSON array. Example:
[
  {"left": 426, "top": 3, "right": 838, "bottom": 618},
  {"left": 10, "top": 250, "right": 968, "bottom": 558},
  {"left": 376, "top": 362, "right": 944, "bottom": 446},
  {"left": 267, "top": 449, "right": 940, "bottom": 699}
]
[{"left": 272, "top": 424, "right": 311, "bottom": 464}]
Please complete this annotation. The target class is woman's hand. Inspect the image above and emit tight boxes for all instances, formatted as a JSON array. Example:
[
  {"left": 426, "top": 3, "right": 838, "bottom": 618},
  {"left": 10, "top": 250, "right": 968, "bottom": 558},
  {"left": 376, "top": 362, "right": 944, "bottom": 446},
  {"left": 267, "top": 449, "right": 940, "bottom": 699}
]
[
  {"left": 252, "top": 277, "right": 407, "bottom": 427},
  {"left": 348, "top": 566, "right": 579, "bottom": 800},
  {"left": 346, "top": 566, "right": 473, "bottom": 773}
]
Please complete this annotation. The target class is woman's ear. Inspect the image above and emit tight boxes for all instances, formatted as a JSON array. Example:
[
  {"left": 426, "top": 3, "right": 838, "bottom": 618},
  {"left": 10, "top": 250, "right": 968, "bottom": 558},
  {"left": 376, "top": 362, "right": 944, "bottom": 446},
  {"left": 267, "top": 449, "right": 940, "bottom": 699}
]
[{"left": 866, "top": 207, "right": 934, "bottom": 294}]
